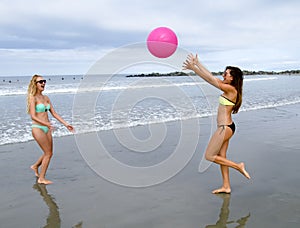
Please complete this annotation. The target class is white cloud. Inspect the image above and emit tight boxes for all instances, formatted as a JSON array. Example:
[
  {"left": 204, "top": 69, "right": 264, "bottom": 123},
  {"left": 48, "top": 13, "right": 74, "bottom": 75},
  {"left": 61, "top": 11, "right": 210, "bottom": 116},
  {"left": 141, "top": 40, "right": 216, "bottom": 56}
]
[
  {"left": 0, "top": 47, "right": 111, "bottom": 76},
  {"left": 0, "top": 0, "right": 299, "bottom": 75}
]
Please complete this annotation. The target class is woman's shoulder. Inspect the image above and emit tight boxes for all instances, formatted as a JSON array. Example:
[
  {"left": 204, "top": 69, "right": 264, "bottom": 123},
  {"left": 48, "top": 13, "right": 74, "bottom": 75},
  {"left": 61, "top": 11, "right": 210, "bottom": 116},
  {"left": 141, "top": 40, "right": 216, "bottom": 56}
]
[
  {"left": 219, "top": 81, "right": 236, "bottom": 93},
  {"left": 28, "top": 94, "right": 37, "bottom": 103},
  {"left": 44, "top": 95, "right": 51, "bottom": 102},
  {"left": 222, "top": 86, "right": 237, "bottom": 99}
]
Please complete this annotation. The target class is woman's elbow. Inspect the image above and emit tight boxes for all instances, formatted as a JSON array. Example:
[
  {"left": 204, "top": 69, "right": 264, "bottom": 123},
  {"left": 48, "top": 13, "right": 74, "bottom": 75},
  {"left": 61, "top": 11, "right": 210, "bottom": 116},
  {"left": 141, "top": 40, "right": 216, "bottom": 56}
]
[{"left": 30, "top": 114, "right": 36, "bottom": 121}]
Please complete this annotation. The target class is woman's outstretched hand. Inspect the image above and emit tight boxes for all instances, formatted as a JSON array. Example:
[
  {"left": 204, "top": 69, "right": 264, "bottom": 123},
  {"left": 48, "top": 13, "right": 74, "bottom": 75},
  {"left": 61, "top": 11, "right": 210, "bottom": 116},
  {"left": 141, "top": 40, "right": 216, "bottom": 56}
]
[
  {"left": 182, "top": 53, "right": 199, "bottom": 71},
  {"left": 66, "top": 124, "right": 75, "bottom": 133}
]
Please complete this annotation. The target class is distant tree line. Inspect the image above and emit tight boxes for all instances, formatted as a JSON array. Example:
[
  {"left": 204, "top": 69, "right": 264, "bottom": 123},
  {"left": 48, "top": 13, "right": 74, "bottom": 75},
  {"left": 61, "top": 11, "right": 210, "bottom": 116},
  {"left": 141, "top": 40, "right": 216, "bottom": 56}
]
[
  {"left": 212, "top": 69, "right": 300, "bottom": 76},
  {"left": 126, "top": 71, "right": 188, "bottom": 77},
  {"left": 127, "top": 70, "right": 300, "bottom": 77}
]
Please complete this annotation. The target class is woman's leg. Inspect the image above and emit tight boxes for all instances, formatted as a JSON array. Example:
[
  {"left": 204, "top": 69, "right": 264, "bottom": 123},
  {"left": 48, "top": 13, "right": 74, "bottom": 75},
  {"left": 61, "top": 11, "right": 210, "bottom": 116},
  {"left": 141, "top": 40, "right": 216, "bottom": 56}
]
[
  {"left": 32, "top": 128, "right": 53, "bottom": 184},
  {"left": 205, "top": 127, "right": 250, "bottom": 179},
  {"left": 31, "top": 155, "right": 43, "bottom": 177},
  {"left": 212, "top": 139, "right": 231, "bottom": 194}
]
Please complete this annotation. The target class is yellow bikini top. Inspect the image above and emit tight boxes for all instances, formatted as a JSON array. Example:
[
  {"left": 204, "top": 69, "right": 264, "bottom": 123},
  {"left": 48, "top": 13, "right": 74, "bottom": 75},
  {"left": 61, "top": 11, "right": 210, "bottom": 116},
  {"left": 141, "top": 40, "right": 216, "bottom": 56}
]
[{"left": 219, "top": 95, "right": 236, "bottom": 106}]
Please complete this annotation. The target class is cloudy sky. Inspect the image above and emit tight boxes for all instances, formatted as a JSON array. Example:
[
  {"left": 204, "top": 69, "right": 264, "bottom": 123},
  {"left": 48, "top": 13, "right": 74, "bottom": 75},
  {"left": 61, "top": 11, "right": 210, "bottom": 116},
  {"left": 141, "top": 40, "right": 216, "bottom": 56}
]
[{"left": 0, "top": 0, "right": 299, "bottom": 76}]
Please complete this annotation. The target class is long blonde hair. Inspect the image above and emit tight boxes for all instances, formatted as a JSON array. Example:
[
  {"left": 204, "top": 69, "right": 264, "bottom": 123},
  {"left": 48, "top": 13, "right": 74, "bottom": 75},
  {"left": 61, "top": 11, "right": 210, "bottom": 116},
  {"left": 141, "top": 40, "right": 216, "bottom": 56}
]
[{"left": 26, "top": 74, "right": 41, "bottom": 113}]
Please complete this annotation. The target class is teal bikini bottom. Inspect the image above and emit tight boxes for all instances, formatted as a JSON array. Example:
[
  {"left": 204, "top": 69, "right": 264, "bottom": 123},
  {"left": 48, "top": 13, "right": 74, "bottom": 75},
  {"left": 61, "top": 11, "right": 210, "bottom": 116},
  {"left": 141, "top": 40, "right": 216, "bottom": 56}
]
[{"left": 32, "top": 124, "right": 49, "bottom": 134}]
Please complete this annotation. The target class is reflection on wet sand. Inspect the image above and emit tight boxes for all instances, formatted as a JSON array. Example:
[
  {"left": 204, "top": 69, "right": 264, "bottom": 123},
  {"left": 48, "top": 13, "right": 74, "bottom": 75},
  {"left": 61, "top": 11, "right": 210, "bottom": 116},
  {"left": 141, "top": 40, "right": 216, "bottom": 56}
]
[
  {"left": 33, "top": 183, "right": 82, "bottom": 228},
  {"left": 206, "top": 194, "right": 250, "bottom": 228},
  {"left": 33, "top": 183, "right": 61, "bottom": 228}
]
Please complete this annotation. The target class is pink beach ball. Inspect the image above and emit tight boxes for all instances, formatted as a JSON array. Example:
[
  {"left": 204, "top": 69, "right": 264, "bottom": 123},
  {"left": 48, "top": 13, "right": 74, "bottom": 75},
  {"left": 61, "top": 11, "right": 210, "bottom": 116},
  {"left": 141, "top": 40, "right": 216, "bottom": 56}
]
[{"left": 146, "top": 27, "right": 178, "bottom": 58}]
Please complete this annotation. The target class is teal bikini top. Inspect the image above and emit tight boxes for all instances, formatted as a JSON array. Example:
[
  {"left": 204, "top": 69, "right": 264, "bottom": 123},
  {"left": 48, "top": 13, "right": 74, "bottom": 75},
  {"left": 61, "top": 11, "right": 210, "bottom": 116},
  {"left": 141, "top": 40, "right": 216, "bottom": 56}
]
[
  {"left": 35, "top": 103, "right": 50, "bottom": 113},
  {"left": 219, "top": 95, "right": 236, "bottom": 106}
]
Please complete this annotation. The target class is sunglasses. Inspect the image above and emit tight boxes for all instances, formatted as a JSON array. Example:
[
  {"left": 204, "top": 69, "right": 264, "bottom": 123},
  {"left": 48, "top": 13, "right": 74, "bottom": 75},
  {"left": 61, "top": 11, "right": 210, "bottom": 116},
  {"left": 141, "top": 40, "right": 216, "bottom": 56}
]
[{"left": 36, "top": 80, "right": 46, "bottom": 84}]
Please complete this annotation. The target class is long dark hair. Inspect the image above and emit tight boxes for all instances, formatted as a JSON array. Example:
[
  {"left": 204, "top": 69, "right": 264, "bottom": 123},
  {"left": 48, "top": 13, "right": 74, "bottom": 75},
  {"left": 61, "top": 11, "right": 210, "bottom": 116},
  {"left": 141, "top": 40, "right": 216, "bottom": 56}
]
[{"left": 226, "top": 66, "right": 243, "bottom": 114}]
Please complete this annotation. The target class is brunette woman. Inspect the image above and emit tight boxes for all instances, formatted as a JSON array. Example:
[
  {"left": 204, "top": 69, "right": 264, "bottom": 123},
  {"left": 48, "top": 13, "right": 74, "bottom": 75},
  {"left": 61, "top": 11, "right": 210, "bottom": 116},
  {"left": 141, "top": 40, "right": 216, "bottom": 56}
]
[{"left": 183, "top": 54, "right": 250, "bottom": 193}]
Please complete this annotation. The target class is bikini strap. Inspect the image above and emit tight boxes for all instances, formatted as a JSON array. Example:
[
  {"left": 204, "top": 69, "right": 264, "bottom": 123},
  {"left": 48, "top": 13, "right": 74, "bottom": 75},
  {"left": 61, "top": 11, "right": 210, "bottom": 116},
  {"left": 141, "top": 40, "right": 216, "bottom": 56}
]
[{"left": 218, "top": 125, "right": 225, "bottom": 135}]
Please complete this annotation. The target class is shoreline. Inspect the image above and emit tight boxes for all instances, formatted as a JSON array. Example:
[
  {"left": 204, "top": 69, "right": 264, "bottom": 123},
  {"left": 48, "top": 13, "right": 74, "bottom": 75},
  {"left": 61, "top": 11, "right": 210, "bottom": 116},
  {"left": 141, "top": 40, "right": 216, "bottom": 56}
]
[
  {"left": 1, "top": 100, "right": 299, "bottom": 147},
  {"left": 1, "top": 103, "right": 300, "bottom": 227}
]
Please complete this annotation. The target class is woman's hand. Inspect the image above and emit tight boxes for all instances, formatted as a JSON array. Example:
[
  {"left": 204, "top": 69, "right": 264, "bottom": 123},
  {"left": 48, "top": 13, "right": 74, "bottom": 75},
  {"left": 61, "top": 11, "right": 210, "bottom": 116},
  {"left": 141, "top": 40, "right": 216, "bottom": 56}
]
[
  {"left": 183, "top": 53, "right": 220, "bottom": 89},
  {"left": 66, "top": 124, "right": 75, "bottom": 133},
  {"left": 46, "top": 122, "right": 55, "bottom": 132},
  {"left": 182, "top": 53, "right": 199, "bottom": 71}
]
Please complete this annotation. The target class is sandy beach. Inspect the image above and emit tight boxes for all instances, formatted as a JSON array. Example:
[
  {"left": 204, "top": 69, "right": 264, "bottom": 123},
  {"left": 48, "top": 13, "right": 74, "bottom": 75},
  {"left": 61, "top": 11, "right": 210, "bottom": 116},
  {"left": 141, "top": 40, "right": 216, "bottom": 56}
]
[{"left": 1, "top": 103, "right": 300, "bottom": 228}]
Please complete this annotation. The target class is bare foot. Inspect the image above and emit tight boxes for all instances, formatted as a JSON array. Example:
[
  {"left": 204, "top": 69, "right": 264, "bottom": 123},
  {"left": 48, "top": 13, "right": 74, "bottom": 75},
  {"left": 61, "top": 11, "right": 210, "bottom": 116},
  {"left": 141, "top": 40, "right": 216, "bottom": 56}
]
[
  {"left": 212, "top": 187, "right": 231, "bottom": 194},
  {"left": 239, "top": 162, "right": 251, "bottom": 179},
  {"left": 30, "top": 165, "right": 39, "bottom": 177},
  {"left": 37, "top": 178, "right": 53, "bottom": 185}
]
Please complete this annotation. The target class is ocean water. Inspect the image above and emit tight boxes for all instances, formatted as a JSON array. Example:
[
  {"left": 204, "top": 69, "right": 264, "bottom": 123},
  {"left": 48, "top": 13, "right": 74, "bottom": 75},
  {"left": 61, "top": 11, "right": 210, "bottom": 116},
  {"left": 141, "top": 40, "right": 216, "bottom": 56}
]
[{"left": 0, "top": 74, "right": 299, "bottom": 145}]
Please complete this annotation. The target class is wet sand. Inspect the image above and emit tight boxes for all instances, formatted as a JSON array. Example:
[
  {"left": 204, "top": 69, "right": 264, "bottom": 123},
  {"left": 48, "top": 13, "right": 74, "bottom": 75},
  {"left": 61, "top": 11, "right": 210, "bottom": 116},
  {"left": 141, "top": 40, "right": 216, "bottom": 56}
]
[{"left": 0, "top": 104, "right": 300, "bottom": 227}]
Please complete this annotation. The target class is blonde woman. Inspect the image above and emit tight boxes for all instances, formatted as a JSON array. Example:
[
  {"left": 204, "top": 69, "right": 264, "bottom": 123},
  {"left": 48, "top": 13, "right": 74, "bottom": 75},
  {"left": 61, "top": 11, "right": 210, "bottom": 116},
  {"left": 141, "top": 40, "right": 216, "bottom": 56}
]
[
  {"left": 183, "top": 54, "right": 250, "bottom": 194},
  {"left": 27, "top": 75, "right": 74, "bottom": 184}
]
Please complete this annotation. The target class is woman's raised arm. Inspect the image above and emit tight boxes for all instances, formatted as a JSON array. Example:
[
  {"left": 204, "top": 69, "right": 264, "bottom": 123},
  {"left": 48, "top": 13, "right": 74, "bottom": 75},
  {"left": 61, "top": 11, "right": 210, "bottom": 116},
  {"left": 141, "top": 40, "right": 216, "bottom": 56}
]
[{"left": 183, "top": 53, "right": 223, "bottom": 89}]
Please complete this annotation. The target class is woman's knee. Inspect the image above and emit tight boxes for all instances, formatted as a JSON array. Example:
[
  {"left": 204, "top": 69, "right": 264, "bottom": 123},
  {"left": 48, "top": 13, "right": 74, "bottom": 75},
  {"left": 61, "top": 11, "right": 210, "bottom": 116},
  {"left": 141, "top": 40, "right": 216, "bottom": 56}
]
[
  {"left": 45, "top": 150, "right": 53, "bottom": 156},
  {"left": 43, "top": 152, "right": 53, "bottom": 160},
  {"left": 205, "top": 151, "right": 215, "bottom": 162}
]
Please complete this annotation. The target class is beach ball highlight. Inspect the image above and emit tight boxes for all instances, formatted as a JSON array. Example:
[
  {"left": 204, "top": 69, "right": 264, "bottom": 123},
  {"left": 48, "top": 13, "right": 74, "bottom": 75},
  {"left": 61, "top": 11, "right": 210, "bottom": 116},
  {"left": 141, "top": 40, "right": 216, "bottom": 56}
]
[{"left": 147, "top": 27, "right": 178, "bottom": 58}]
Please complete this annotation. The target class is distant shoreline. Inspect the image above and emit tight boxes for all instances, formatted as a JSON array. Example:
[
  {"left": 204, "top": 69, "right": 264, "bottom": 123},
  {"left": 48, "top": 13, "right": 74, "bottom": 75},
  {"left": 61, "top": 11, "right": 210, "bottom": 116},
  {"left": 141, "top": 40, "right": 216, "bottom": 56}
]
[
  {"left": 126, "top": 71, "right": 188, "bottom": 77},
  {"left": 126, "top": 70, "right": 300, "bottom": 77}
]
